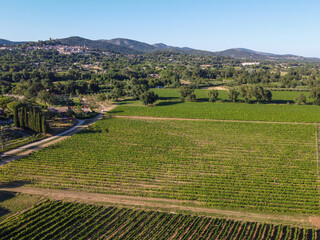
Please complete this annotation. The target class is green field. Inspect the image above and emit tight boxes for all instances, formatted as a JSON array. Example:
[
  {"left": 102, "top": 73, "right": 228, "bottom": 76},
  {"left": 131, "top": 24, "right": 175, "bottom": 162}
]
[
  {"left": 151, "top": 88, "right": 311, "bottom": 103},
  {"left": 112, "top": 89, "right": 320, "bottom": 123},
  {"left": 112, "top": 102, "right": 320, "bottom": 123},
  {"left": 0, "top": 200, "right": 318, "bottom": 240},
  {"left": 0, "top": 118, "right": 318, "bottom": 214}
]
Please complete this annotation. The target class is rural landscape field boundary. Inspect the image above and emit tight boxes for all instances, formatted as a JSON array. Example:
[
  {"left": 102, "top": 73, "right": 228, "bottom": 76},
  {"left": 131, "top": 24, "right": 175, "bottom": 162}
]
[
  {"left": 112, "top": 115, "right": 319, "bottom": 125},
  {"left": 1, "top": 186, "right": 318, "bottom": 229}
]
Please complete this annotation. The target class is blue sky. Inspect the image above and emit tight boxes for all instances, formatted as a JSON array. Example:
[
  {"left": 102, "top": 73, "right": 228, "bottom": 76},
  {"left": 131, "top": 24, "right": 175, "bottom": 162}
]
[{"left": 1, "top": 0, "right": 320, "bottom": 57}]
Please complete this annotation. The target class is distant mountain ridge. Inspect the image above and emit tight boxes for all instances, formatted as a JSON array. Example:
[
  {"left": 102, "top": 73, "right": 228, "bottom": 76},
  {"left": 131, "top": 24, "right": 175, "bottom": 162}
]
[
  {"left": 214, "top": 48, "right": 305, "bottom": 61},
  {"left": 0, "top": 38, "right": 27, "bottom": 45},
  {"left": 0, "top": 36, "right": 318, "bottom": 61},
  {"left": 53, "top": 37, "right": 141, "bottom": 54}
]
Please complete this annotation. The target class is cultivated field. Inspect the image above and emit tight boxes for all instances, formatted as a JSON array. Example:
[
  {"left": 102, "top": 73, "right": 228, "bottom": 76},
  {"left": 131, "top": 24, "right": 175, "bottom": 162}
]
[
  {"left": 0, "top": 200, "right": 319, "bottom": 240},
  {"left": 151, "top": 89, "right": 311, "bottom": 103},
  {"left": 112, "top": 102, "right": 320, "bottom": 122},
  {"left": 0, "top": 117, "right": 318, "bottom": 215},
  {"left": 112, "top": 89, "right": 319, "bottom": 123},
  {"left": 1, "top": 88, "right": 320, "bottom": 237}
]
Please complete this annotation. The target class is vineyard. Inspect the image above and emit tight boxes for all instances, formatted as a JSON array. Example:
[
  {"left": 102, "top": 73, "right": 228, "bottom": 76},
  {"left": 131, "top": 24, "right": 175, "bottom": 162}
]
[
  {"left": 0, "top": 117, "right": 318, "bottom": 214},
  {"left": 111, "top": 101, "right": 320, "bottom": 123},
  {"left": 0, "top": 200, "right": 318, "bottom": 240},
  {"left": 151, "top": 88, "right": 311, "bottom": 103},
  {"left": 112, "top": 89, "right": 320, "bottom": 123}
]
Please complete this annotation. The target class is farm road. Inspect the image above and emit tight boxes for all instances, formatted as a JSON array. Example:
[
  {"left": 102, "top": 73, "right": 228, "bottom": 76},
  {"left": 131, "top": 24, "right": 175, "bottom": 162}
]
[
  {"left": 1, "top": 186, "right": 318, "bottom": 229},
  {"left": 112, "top": 115, "right": 318, "bottom": 125}
]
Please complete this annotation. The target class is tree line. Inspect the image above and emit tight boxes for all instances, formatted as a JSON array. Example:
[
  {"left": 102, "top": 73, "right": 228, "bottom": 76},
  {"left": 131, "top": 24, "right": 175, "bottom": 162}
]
[
  {"left": 178, "top": 85, "right": 273, "bottom": 103},
  {"left": 13, "top": 105, "right": 47, "bottom": 134}
]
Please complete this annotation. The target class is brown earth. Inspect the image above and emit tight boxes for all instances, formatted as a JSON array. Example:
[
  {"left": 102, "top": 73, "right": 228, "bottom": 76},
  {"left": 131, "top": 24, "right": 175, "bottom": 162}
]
[
  {"left": 203, "top": 86, "right": 229, "bottom": 91},
  {"left": 309, "top": 216, "right": 320, "bottom": 228}
]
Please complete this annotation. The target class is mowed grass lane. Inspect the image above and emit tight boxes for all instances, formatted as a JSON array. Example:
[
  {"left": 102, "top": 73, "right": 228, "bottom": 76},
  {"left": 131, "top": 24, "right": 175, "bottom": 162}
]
[{"left": 0, "top": 118, "right": 318, "bottom": 214}]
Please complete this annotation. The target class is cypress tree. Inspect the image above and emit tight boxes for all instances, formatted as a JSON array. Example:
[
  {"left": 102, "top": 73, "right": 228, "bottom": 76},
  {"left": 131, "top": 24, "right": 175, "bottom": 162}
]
[
  {"left": 19, "top": 108, "right": 24, "bottom": 127},
  {"left": 37, "top": 112, "right": 41, "bottom": 133},
  {"left": 28, "top": 112, "right": 32, "bottom": 131},
  {"left": 23, "top": 107, "right": 28, "bottom": 128},
  {"left": 13, "top": 106, "right": 19, "bottom": 128},
  {"left": 41, "top": 115, "right": 47, "bottom": 134},
  {"left": 33, "top": 109, "right": 36, "bottom": 132}
]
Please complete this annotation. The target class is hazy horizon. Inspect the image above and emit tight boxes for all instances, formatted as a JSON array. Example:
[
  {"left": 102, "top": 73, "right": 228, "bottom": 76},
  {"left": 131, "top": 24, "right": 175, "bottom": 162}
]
[{"left": 1, "top": 0, "right": 320, "bottom": 57}]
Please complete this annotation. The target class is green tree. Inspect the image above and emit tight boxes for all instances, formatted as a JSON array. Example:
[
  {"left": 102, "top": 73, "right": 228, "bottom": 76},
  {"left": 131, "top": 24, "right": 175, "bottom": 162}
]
[
  {"left": 179, "top": 85, "right": 194, "bottom": 98},
  {"left": 264, "top": 89, "right": 272, "bottom": 102},
  {"left": 38, "top": 90, "right": 52, "bottom": 105},
  {"left": 179, "top": 85, "right": 196, "bottom": 102},
  {"left": 88, "top": 81, "right": 100, "bottom": 93},
  {"left": 296, "top": 93, "right": 307, "bottom": 105},
  {"left": 310, "top": 87, "right": 320, "bottom": 105},
  {"left": 186, "top": 93, "right": 197, "bottom": 102},
  {"left": 7, "top": 101, "right": 21, "bottom": 114},
  {"left": 207, "top": 90, "right": 219, "bottom": 102},
  {"left": 139, "top": 91, "right": 159, "bottom": 106},
  {"left": 131, "top": 84, "right": 149, "bottom": 99},
  {"left": 96, "top": 93, "right": 107, "bottom": 102},
  {"left": 13, "top": 106, "right": 20, "bottom": 128},
  {"left": 238, "top": 85, "right": 254, "bottom": 103},
  {"left": 41, "top": 115, "right": 47, "bottom": 134},
  {"left": 19, "top": 108, "right": 24, "bottom": 127},
  {"left": 110, "top": 88, "right": 124, "bottom": 101},
  {"left": 23, "top": 107, "right": 28, "bottom": 127},
  {"left": 228, "top": 89, "right": 239, "bottom": 102}
]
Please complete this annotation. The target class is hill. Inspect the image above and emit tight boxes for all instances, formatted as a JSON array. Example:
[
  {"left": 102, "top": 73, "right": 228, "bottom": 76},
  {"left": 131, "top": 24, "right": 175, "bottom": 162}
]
[
  {"left": 51, "top": 37, "right": 320, "bottom": 60},
  {"left": 215, "top": 48, "right": 306, "bottom": 60},
  {"left": 52, "top": 36, "right": 140, "bottom": 54},
  {"left": 1, "top": 36, "right": 319, "bottom": 60},
  {"left": 0, "top": 38, "right": 27, "bottom": 45},
  {"left": 107, "top": 38, "right": 157, "bottom": 53}
]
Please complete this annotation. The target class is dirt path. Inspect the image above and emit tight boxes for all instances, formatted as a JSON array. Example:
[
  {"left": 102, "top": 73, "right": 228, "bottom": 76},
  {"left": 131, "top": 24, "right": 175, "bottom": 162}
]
[
  {"left": 0, "top": 186, "right": 317, "bottom": 228},
  {"left": 202, "top": 86, "right": 229, "bottom": 91},
  {"left": 113, "top": 115, "right": 317, "bottom": 125}
]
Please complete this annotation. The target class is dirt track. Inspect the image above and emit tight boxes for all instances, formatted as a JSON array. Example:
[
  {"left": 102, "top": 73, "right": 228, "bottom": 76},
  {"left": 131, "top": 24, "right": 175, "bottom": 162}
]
[
  {"left": 113, "top": 115, "right": 317, "bottom": 125},
  {"left": 0, "top": 186, "right": 317, "bottom": 228}
]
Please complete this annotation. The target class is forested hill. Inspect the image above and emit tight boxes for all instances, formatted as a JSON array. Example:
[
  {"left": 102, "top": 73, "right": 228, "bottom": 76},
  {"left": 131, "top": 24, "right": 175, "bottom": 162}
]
[
  {"left": 43, "top": 37, "right": 320, "bottom": 60},
  {"left": 107, "top": 38, "right": 217, "bottom": 56},
  {"left": 53, "top": 37, "right": 217, "bottom": 56},
  {"left": 53, "top": 36, "right": 141, "bottom": 55},
  {"left": 214, "top": 48, "right": 306, "bottom": 61},
  {"left": 1, "top": 36, "right": 319, "bottom": 61}
]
